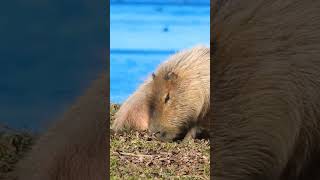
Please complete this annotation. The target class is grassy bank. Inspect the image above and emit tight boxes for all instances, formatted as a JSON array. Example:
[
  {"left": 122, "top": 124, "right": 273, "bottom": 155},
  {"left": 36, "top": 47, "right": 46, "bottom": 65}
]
[
  {"left": 0, "top": 127, "right": 35, "bottom": 179},
  {"left": 0, "top": 104, "right": 210, "bottom": 179},
  {"left": 110, "top": 104, "right": 210, "bottom": 180}
]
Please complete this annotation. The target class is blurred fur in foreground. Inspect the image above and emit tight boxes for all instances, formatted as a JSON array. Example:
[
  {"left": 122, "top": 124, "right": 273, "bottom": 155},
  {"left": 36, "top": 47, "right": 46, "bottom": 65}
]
[
  {"left": 12, "top": 73, "right": 108, "bottom": 180},
  {"left": 212, "top": 0, "right": 320, "bottom": 179}
]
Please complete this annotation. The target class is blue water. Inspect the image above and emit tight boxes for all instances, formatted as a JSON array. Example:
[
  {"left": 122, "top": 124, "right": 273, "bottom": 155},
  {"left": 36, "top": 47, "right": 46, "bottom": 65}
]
[
  {"left": 111, "top": 52, "right": 170, "bottom": 103},
  {"left": 110, "top": 2, "right": 210, "bottom": 103},
  {"left": 0, "top": 0, "right": 209, "bottom": 131},
  {"left": 0, "top": 0, "right": 107, "bottom": 132}
]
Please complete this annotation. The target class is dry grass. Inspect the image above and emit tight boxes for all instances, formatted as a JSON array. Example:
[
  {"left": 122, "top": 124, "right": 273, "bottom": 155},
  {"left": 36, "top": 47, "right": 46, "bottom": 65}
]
[
  {"left": 110, "top": 104, "right": 210, "bottom": 180},
  {"left": 0, "top": 127, "right": 35, "bottom": 179},
  {"left": 0, "top": 104, "right": 210, "bottom": 179}
]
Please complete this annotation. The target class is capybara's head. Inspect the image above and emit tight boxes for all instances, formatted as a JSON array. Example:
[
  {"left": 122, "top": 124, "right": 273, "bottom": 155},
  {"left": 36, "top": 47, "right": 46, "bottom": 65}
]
[{"left": 148, "top": 46, "right": 210, "bottom": 141}]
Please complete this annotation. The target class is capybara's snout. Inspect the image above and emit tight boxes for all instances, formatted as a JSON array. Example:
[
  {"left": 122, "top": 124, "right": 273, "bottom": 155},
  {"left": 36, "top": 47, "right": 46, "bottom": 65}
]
[
  {"left": 151, "top": 129, "right": 187, "bottom": 142},
  {"left": 148, "top": 122, "right": 189, "bottom": 142}
]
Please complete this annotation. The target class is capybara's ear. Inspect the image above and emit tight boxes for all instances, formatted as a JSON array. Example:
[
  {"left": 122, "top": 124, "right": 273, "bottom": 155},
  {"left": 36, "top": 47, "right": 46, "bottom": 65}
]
[
  {"left": 112, "top": 81, "right": 151, "bottom": 131},
  {"left": 164, "top": 71, "right": 178, "bottom": 81}
]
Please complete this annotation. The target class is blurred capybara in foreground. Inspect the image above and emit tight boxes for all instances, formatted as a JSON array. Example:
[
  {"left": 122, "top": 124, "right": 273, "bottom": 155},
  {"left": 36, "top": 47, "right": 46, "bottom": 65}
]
[
  {"left": 12, "top": 73, "right": 108, "bottom": 180},
  {"left": 112, "top": 46, "right": 210, "bottom": 141},
  {"left": 212, "top": 0, "right": 320, "bottom": 179}
]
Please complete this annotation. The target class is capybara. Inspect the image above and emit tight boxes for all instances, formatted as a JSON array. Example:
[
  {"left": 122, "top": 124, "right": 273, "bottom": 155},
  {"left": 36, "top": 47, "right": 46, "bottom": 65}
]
[
  {"left": 212, "top": 0, "right": 320, "bottom": 180},
  {"left": 112, "top": 46, "right": 210, "bottom": 141},
  {"left": 111, "top": 76, "right": 153, "bottom": 131},
  {"left": 12, "top": 73, "right": 108, "bottom": 180}
]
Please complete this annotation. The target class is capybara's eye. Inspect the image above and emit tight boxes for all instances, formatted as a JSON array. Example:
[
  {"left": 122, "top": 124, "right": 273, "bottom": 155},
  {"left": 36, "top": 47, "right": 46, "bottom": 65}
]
[{"left": 164, "top": 93, "right": 170, "bottom": 104}]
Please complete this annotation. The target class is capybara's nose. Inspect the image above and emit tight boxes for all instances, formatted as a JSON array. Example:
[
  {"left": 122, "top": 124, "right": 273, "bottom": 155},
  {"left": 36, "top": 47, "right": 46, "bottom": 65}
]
[
  {"left": 153, "top": 131, "right": 168, "bottom": 141},
  {"left": 148, "top": 125, "right": 158, "bottom": 134},
  {"left": 153, "top": 131, "right": 161, "bottom": 136},
  {"left": 149, "top": 130, "right": 165, "bottom": 139},
  {"left": 159, "top": 131, "right": 166, "bottom": 138},
  {"left": 148, "top": 128, "right": 161, "bottom": 137}
]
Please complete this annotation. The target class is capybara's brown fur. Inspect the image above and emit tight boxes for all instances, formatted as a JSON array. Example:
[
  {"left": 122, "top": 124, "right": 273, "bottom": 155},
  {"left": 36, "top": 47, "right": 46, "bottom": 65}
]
[
  {"left": 12, "top": 73, "right": 107, "bottom": 180},
  {"left": 112, "top": 46, "right": 210, "bottom": 141},
  {"left": 212, "top": 0, "right": 320, "bottom": 180},
  {"left": 148, "top": 46, "right": 210, "bottom": 141}
]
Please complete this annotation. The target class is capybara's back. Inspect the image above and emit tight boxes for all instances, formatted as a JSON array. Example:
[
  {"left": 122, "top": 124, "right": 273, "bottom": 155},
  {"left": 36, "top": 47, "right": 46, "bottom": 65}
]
[{"left": 212, "top": 0, "right": 320, "bottom": 179}]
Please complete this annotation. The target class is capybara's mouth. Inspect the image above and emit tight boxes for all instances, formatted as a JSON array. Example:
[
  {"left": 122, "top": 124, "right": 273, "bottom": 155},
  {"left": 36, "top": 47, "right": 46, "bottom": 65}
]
[
  {"left": 151, "top": 127, "right": 189, "bottom": 142},
  {"left": 158, "top": 127, "right": 210, "bottom": 142}
]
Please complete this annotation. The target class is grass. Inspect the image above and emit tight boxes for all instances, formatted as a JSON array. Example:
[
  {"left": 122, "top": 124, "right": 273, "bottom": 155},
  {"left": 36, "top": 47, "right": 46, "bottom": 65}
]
[
  {"left": 110, "top": 104, "right": 210, "bottom": 180},
  {"left": 0, "top": 126, "right": 35, "bottom": 179},
  {"left": 0, "top": 104, "right": 210, "bottom": 179}
]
